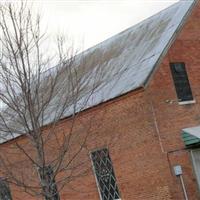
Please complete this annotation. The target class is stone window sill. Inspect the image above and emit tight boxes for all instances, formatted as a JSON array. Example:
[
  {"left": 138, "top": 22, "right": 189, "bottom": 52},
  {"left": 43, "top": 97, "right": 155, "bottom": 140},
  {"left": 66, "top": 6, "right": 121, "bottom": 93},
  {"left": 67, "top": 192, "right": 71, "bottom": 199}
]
[{"left": 178, "top": 100, "right": 196, "bottom": 105}]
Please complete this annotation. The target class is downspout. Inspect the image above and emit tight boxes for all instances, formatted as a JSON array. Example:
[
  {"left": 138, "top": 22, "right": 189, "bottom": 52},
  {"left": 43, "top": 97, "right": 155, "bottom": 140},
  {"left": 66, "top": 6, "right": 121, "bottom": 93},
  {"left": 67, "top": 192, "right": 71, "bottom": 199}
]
[{"left": 180, "top": 175, "right": 189, "bottom": 200}]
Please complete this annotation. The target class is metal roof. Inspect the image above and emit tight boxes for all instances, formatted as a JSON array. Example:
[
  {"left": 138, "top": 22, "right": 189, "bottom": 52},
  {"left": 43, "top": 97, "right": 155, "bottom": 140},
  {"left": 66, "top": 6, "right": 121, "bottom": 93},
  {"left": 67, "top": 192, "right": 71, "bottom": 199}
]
[
  {"left": 58, "top": 0, "right": 195, "bottom": 118},
  {"left": 0, "top": 0, "right": 196, "bottom": 143},
  {"left": 183, "top": 126, "right": 200, "bottom": 139},
  {"left": 182, "top": 126, "right": 200, "bottom": 147}
]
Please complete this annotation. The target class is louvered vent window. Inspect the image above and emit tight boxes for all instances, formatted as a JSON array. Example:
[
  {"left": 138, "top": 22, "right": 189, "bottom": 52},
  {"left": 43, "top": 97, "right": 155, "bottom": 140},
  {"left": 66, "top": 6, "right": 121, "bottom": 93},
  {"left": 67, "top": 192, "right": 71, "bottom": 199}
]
[
  {"left": 38, "top": 166, "right": 60, "bottom": 200},
  {"left": 170, "top": 62, "right": 193, "bottom": 102},
  {"left": 0, "top": 179, "right": 12, "bottom": 200},
  {"left": 91, "top": 148, "right": 121, "bottom": 200}
]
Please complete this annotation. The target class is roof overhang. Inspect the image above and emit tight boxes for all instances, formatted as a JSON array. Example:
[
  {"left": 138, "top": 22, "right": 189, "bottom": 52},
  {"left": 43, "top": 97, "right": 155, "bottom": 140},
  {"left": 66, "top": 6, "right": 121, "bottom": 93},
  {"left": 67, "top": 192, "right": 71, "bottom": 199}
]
[{"left": 182, "top": 126, "right": 200, "bottom": 147}]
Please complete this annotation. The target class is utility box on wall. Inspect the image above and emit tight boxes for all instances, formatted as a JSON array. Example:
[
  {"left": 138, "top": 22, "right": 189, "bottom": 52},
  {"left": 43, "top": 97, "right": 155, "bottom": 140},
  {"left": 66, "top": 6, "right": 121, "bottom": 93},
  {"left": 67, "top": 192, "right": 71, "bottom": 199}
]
[{"left": 174, "top": 165, "right": 183, "bottom": 176}]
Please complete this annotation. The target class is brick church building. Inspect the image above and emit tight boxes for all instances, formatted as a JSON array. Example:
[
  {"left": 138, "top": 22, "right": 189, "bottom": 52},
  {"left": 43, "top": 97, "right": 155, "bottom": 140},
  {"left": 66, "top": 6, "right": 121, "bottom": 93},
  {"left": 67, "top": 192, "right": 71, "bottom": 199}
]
[{"left": 1, "top": 0, "right": 200, "bottom": 199}]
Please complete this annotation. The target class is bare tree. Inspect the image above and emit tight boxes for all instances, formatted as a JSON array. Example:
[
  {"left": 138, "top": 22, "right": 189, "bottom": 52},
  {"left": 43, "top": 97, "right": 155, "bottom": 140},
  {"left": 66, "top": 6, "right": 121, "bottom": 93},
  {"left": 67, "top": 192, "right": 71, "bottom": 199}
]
[{"left": 0, "top": 1, "right": 107, "bottom": 199}]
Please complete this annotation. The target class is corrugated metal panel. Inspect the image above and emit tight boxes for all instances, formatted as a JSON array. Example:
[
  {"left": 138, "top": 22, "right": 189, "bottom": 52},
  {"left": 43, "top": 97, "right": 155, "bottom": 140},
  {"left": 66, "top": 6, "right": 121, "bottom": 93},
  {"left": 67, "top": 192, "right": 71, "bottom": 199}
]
[
  {"left": 182, "top": 125, "right": 200, "bottom": 139},
  {"left": 182, "top": 131, "right": 200, "bottom": 147}
]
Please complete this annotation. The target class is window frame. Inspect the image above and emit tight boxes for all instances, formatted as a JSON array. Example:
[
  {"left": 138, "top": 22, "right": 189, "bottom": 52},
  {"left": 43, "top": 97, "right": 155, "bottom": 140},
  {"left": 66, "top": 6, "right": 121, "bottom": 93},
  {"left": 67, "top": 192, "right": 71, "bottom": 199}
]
[
  {"left": 90, "top": 147, "right": 121, "bottom": 200},
  {"left": 170, "top": 62, "right": 194, "bottom": 104}
]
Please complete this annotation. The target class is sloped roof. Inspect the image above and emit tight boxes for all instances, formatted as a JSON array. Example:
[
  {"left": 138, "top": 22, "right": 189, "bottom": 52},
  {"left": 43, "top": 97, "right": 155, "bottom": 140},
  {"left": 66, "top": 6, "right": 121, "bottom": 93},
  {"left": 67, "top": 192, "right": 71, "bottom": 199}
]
[
  {"left": 0, "top": 0, "right": 196, "bottom": 143},
  {"left": 62, "top": 0, "right": 195, "bottom": 114},
  {"left": 182, "top": 126, "right": 200, "bottom": 147},
  {"left": 183, "top": 126, "right": 200, "bottom": 139}
]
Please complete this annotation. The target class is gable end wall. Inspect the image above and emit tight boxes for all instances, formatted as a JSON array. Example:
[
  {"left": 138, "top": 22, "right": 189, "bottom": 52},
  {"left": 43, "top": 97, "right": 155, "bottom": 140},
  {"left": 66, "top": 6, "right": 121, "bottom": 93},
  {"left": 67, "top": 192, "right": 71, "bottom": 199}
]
[{"left": 146, "top": 1, "right": 200, "bottom": 199}]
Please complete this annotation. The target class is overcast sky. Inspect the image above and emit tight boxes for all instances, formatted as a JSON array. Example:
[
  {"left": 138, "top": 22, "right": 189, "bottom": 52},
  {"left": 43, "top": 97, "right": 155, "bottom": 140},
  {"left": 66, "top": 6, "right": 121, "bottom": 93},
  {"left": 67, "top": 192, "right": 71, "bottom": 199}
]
[{"left": 33, "top": 0, "right": 179, "bottom": 51}]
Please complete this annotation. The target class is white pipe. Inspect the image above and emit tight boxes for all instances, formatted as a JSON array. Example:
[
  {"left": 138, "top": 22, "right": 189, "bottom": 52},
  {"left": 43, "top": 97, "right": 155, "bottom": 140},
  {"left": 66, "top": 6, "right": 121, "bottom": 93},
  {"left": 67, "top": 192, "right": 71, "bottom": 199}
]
[
  {"left": 180, "top": 175, "right": 189, "bottom": 200},
  {"left": 150, "top": 101, "right": 165, "bottom": 153}
]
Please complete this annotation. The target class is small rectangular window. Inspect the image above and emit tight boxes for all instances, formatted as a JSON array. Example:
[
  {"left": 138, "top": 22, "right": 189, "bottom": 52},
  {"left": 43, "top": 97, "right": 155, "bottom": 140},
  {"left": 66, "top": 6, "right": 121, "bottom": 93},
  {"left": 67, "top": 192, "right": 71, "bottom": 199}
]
[
  {"left": 0, "top": 178, "right": 12, "bottom": 200},
  {"left": 90, "top": 148, "right": 121, "bottom": 200},
  {"left": 170, "top": 62, "right": 193, "bottom": 102}
]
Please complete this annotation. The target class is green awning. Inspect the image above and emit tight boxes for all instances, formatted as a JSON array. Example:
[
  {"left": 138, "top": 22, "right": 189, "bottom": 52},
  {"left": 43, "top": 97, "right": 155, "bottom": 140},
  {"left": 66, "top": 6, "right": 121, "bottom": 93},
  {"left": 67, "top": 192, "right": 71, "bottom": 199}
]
[{"left": 182, "top": 126, "right": 200, "bottom": 147}]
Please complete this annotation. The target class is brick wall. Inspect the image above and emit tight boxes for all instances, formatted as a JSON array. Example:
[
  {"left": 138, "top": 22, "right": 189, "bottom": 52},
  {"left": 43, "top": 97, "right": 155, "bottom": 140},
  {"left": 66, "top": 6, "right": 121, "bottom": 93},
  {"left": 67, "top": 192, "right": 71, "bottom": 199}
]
[
  {"left": 1, "top": 2, "right": 200, "bottom": 200},
  {"left": 146, "top": 1, "right": 200, "bottom": 199}
]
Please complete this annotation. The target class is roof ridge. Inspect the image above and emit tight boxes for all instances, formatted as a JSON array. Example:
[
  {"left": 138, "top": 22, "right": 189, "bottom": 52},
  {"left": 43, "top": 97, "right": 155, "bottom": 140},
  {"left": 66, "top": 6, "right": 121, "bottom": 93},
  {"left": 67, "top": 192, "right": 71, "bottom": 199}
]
[{"left": 81, "top": 1, "right": 185, "bottom": 55}]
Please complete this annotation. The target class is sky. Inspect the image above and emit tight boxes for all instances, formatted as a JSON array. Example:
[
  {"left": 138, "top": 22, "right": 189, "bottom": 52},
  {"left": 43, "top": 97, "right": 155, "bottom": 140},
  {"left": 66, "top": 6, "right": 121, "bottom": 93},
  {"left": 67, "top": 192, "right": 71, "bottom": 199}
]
[{"left": 33, "top": 0, "right": 179, "bottom": 51}]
